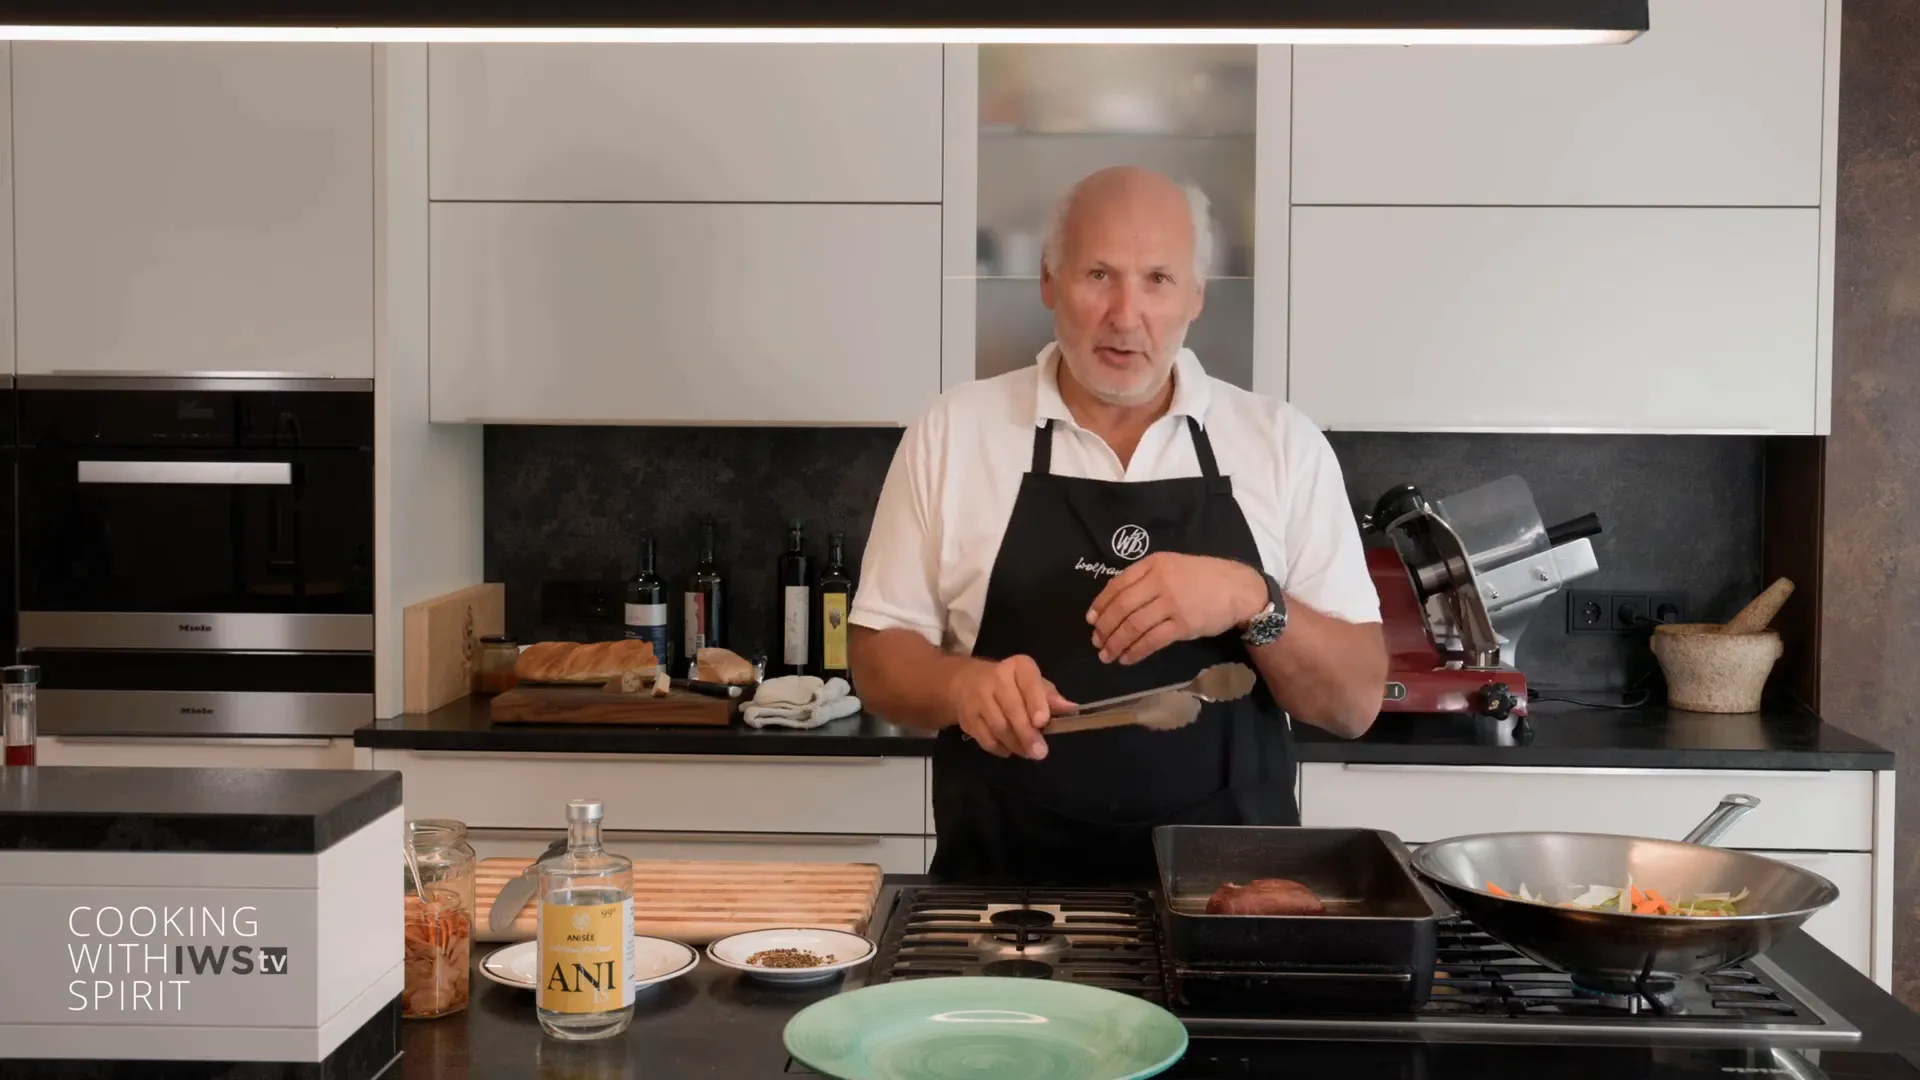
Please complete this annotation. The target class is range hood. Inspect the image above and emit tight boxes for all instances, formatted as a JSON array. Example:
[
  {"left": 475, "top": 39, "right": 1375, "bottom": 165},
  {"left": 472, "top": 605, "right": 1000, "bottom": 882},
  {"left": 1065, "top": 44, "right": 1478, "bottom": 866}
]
[{"left": 0, "top": 0, "right": 1650, "bottom": 44}]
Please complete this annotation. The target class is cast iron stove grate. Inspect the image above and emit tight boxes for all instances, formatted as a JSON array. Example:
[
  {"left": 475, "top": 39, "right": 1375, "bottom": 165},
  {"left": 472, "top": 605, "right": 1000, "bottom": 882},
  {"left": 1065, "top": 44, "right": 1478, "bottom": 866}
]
[
  {"left": 866, "top": 884, "right": 1166, "bottom": 1001},
  {"left": 863, "top": 885, "right": 1842, "bottom": 1031}
]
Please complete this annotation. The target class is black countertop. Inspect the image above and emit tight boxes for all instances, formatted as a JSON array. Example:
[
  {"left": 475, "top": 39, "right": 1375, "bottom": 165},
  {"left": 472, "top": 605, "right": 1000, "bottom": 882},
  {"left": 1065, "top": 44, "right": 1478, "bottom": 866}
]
[
  {"left": 0, "top": 765, "right": 402, "bottom": 853},
  {"left": 401, "top": 881, "right": 1920, "bottom": 1080},
  {"left": 357, "top": 695, "right": 1896, "bottom": 771}
]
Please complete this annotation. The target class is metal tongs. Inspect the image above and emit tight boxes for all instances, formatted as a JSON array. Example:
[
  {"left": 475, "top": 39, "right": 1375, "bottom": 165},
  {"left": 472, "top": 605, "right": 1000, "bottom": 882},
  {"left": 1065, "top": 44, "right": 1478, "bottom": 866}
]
[{"left": 1046, "top": 662, "right": 1258, "bottom": 735}]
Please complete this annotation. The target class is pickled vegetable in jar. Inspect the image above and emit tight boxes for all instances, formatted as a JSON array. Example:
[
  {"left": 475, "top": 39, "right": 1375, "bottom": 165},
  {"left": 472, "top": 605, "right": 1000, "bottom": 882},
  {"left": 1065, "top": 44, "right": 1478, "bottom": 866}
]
[{"left": 403, "top": 819, "right": 476, "bottom": 1019}]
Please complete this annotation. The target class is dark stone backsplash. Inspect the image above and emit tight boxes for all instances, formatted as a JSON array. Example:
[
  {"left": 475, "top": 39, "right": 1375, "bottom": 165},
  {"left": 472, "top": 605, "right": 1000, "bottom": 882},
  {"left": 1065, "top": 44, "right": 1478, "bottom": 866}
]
[{"left": 485, "top": 425, "right": 1763, "bottom": 692}]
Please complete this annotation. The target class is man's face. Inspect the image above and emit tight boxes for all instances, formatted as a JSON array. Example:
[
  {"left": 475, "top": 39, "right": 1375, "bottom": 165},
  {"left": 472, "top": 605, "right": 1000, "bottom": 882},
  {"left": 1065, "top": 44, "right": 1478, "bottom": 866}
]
[{"left": 1040, "top": 195, "right": 1206, "bottom": 407}]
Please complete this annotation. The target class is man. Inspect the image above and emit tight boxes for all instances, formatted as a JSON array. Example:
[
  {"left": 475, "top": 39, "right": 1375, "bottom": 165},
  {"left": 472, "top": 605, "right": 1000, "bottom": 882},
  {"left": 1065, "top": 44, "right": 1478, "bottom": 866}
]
[{"left": 848, "top": 165, "right": 1387, "bottom": 885}]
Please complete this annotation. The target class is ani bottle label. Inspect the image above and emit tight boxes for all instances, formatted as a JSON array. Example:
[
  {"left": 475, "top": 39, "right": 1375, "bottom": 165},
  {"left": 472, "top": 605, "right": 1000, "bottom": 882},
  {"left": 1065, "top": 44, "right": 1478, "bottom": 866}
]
[{"left": 537, "top": 895, "right": 635, "bottom": 1014}]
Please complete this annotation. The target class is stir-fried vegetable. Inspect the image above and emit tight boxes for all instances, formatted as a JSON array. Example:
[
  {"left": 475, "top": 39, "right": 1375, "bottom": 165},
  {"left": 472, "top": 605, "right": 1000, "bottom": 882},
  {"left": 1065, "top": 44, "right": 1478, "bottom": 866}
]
[{"left": 1484, "top": 877, "right": 1749, "bottom": 917}]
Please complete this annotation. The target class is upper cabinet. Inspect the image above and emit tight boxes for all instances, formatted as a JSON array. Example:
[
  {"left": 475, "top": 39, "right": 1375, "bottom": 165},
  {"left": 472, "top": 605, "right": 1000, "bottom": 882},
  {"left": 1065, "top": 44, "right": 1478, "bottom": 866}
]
[
  {"left": 427, "top": 44, "right": 942, "bottom": 203},
  {"left": 428, "top": 202, "right": 940, "bottom": 425},
  {"left": 12, "top": 44, "right": 375, "bottom": 379},
  {"left": 1291, "top": 0, "right": 1827, "bottom": 207}
]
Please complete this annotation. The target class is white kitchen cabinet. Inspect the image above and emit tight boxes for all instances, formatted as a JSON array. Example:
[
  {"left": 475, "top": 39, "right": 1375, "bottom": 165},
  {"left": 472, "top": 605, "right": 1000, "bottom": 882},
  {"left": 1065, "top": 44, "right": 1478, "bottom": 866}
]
[
  {"left": 1287, "top": 206, "right": 1821, "bottom": 434},
  {"left": 34, "top": 736, "right": 359, "bottom": 770},
  {"left": 1297, "top": 763, "right": 1873, "bottom": 851},
  {"left": 1290, "top": 0, "right": 1827, "bottom": 207},
  {"left": 12, "top": 44, "right": 374, "bottom": 378},
  {"left": 428, "top": 201, "right": 940, "bottom": 424},
  {"left": 427, "top": 44, "right": 942, "bottom": 204},
  {"left": 367, "top": 749, "right": 927, "bottom": 835},
  {"left": 463, "top": 827, "right": 927, "bottom": 876},
  {"left": 1753, "top": 851, "right": 1874, "bottom": 977},
  {"left": 0, "top": 46, "right": 13, "bottom": 379}
]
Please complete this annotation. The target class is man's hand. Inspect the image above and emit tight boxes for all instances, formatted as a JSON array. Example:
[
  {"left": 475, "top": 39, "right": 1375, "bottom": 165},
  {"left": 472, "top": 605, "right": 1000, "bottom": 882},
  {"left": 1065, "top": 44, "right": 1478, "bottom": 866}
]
[
  {"left": 951, "top": 655, "right": 1077, "bottom": 760},
  {"left": 1087, "top": 553, "right": 1268, "bottom": 666}
]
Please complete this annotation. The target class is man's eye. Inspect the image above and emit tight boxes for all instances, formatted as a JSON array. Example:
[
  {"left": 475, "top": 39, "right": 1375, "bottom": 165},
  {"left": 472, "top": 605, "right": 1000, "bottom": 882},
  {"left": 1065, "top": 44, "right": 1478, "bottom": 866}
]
[{"left": 1088, "top": 269, "right": 1107, "bottom": 280}]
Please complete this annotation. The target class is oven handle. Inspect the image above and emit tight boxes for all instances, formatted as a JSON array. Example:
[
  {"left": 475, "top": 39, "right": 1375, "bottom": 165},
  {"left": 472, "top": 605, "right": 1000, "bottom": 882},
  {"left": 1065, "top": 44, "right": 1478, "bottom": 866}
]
[{"left": 77, "top": 461, "right": 293, "bottom": 486}]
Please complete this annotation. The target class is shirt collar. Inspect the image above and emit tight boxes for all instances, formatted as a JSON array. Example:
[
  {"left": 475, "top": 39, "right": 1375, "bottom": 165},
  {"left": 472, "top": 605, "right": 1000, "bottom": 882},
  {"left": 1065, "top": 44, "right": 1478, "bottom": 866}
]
[{"left": 1032, "top": 342, "right": 1213, "bottom": 429}]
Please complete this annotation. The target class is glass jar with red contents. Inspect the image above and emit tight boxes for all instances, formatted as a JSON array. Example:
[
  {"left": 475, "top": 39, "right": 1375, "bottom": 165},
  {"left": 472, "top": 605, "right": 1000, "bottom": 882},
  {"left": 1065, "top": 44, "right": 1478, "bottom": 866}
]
[{"left": 4, "top": 665, "right": 39, "bottom": 766}]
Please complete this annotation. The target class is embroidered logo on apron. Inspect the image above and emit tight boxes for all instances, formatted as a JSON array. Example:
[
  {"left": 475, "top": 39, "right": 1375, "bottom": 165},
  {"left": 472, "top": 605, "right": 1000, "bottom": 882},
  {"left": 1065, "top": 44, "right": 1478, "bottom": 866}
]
[{"left": 1111, "top": 524, "right": 1151, "bottom": 561}]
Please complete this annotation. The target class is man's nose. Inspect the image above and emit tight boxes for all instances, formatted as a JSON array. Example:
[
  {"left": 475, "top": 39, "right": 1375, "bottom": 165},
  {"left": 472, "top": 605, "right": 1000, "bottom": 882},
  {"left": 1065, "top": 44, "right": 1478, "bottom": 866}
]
[{"left": 1106, "top": 281, "right": 1144, "bottom": 329}]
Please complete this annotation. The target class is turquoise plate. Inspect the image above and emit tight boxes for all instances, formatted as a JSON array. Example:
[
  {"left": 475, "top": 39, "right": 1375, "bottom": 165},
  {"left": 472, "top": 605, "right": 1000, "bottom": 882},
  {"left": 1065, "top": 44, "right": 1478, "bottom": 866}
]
[{"left": 783, "top": 976, "right": 1189, "bottom": 1080}]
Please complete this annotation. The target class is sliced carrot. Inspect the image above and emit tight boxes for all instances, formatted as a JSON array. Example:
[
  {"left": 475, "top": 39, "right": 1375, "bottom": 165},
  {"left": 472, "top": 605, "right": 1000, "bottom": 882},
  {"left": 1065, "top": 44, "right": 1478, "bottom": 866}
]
[
  {"left": 1630, "top": 885, "right": 1647, "bottom": 907},
  {"left": 1486, "top": 882, "right": 1512, "bottom": 898},
  {"left": 1646, "top": 888, "right": 1670, "bottom": 907},
  {"left": 1634, "top": 900, "right": 1664, "bottom": 914}
]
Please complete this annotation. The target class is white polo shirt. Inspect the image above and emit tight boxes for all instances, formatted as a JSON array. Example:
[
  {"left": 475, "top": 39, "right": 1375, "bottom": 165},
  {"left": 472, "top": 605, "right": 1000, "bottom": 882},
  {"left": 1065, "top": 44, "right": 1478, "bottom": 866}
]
[{"left": 849, "top": 343, "right": 1383, "bottom": 655}]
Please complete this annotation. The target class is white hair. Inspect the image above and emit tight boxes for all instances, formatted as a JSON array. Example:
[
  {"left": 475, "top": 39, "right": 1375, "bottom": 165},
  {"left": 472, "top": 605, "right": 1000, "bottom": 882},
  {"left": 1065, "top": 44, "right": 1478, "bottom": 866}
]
[{"left": 1040, "top": 175, "right": 1215, "bottom": 286}]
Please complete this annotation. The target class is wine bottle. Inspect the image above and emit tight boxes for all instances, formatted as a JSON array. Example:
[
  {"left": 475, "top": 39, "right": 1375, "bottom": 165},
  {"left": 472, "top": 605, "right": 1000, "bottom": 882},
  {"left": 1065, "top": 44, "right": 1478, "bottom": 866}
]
[
  {"left": 683, "top": 520, "right": 725, "bottom": 666},
  {"left": 778, "top": 518, "right": 811, "bottom": 678},
  {"left": 819, "top": 532, "right": 853, "bottom": 684},
  {"left": 623, "top": 533, "right": 671, "bottom": 672}
]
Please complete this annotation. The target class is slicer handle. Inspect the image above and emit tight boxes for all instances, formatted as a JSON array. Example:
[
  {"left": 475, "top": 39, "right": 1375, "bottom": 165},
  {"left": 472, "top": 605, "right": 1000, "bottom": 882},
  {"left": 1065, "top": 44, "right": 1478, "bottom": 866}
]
[{"left": 1546, "top": 513, "right": 1603, "bottom": 546}]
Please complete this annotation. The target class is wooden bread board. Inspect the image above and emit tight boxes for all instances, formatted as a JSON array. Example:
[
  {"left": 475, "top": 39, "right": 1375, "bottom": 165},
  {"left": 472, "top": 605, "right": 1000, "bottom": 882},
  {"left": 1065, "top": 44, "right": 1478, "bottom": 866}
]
[
  {"left": 473, "top": 858, "right": 885, "bottom": 943},
  {"left": 490, "top": 684, "right": 739, "bottom": 725},
  {"left": 402, "top": 583, "right": 505, "bottom": 714}
]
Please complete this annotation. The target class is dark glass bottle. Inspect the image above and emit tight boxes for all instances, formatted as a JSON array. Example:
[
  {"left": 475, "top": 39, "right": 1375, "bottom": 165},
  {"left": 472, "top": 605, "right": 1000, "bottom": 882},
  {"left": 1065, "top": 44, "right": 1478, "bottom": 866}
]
[
  {"left": 623, "top": 533, "right": 670, "bottom": 672},
  {"left": 778, "top": 519, "right": 811, "bottom": 678},
  {"left": 683, "top": 520, "right": 725, "bottom": 668},
  {"left": 818, "top": 532, "right": 853, "bottom": 684}
]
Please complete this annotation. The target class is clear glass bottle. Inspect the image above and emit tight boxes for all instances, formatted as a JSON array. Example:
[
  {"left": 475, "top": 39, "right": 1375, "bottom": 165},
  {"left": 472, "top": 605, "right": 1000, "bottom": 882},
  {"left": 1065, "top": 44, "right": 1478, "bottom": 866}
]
[
  {"left": 4, "top": 665, "right": 40, "bottom": 767},
  {"left": 537, "top": 799, "right": 635, "bottom": 1041},
  {"left": 402, "top": 819, "right": 476, "bottom": 1020}
]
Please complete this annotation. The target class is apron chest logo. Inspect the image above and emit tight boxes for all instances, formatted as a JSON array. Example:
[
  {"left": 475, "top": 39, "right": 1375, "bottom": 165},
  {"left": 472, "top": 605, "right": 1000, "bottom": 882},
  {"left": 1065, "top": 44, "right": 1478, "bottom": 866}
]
[{"left": 1111, "top": 524, "right": 1151, "bottom": 561}]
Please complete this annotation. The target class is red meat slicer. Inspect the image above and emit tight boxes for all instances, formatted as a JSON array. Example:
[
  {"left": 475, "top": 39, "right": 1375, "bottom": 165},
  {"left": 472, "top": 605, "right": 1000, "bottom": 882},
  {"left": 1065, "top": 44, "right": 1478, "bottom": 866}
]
[{"left": 1362, "top": 476, "right": 1602, "bottom": 719}]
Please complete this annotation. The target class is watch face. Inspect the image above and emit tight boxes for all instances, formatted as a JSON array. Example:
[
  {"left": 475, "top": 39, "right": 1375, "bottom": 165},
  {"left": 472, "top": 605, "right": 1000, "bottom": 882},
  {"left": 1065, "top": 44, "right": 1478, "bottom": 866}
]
[{"left": 1246, "top": 610, "right": 1285, "bottom": 647}]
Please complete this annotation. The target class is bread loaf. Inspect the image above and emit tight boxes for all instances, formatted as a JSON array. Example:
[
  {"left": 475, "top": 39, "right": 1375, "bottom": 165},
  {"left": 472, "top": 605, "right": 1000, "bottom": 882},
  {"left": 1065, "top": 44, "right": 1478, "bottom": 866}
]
[
  {"left": 515, "top": 640, "right": 658, "bottom": 684},
  {"left": 695, "top": 647, "right": 756, "bottom": 686}
]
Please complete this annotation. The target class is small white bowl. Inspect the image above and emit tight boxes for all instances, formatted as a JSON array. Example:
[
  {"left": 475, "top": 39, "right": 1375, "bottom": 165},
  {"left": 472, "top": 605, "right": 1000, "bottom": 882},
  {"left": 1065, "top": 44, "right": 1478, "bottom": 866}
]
[
  {"left": 704, "top": 928, "right": 876, "bottom": 986},
  {"left": 479, "top": 936, "right": 698, "bottom": 993}
]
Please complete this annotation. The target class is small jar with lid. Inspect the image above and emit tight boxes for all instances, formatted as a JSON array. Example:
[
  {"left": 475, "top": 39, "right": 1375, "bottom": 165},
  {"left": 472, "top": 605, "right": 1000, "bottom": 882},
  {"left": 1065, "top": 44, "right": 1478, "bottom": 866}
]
[
  {"left": 4, "top": 665, "right": 40, "bottom": 767},
  {"left": 474, "top": 636, "right": 519, "bottom": 695},
  {"left": 403, "top": 818, "right": 477, "bottom": 1019}
]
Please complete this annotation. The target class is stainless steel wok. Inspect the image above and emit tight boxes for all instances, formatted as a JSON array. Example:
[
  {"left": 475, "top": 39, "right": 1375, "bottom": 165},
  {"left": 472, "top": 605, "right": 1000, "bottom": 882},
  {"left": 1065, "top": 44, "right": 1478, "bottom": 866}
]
[{"left": 1409, "top": 795, "right": 1840, "bottom": 994}]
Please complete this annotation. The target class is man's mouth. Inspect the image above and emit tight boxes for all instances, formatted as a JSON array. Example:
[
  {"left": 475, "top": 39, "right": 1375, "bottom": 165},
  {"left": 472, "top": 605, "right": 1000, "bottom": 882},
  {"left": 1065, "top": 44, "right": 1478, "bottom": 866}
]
[{"left": 1094, "top": 346, "right": 1144, "bottom": 366}]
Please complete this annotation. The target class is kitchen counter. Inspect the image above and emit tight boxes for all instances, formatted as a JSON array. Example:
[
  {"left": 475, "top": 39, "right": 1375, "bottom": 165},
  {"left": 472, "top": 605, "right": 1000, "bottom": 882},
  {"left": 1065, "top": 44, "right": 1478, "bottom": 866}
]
[
  {"left": 356, "top": 695, "right": 1895, "bottom": 771},
  {"left": 400, "top": 881, "right": 1920, "bottom": 1079}
]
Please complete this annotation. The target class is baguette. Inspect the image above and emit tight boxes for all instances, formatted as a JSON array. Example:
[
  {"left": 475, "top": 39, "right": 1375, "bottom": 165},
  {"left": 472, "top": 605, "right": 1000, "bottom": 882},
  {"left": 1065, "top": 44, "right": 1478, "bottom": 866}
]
[
  {"left": 516, "top": 640, "right": 659, "bottom": 684},
  {"left": 695, "top": 647, "right": 757, "bottom": 686}
]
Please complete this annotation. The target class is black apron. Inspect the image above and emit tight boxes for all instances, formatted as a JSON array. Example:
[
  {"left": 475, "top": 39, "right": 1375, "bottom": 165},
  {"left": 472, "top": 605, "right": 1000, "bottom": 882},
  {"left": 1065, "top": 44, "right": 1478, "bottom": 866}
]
[{"left": 928, "top": 415, "right": 1299, "bottom": 887}]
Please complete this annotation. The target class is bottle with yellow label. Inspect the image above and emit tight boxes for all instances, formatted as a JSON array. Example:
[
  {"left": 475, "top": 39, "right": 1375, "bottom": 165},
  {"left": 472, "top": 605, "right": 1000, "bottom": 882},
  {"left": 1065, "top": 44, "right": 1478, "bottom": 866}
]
[
  {"left": 536, "top": 799, "right": 635, "bottom": 1040},
  {"left": 818, "top": 531, "right": 853, "bottom": 685}
]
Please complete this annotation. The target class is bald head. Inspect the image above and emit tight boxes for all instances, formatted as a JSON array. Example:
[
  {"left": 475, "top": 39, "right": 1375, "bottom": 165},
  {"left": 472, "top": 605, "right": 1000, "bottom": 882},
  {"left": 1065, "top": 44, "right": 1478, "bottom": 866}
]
[
  {"left": 1038, "top": 167, "right": 1211, "bottom": 408},
  {"left": 1042, "top": 166, "right": 1214, "bottom": 285}
]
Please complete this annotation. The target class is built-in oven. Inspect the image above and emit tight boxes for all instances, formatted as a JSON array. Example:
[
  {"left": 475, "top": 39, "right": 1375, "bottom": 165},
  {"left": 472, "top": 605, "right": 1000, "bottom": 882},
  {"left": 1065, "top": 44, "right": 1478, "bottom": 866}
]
[{"left": 17, "top": 376, "right": 373, "bottom": 737}]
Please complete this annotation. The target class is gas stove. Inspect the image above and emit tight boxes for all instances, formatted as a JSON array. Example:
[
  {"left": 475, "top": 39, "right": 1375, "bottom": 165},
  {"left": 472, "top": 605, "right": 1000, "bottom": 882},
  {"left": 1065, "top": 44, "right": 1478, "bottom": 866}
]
[{"left": 851, "top": 884, "right": 1863, "bottom": 1048}]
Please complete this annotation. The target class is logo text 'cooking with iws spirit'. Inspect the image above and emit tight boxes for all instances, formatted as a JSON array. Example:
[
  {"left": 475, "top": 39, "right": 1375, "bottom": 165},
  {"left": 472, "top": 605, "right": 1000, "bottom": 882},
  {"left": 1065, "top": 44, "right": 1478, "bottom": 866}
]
[{"left": 64, "top": 904, "right": 289, "bottom": 1012}]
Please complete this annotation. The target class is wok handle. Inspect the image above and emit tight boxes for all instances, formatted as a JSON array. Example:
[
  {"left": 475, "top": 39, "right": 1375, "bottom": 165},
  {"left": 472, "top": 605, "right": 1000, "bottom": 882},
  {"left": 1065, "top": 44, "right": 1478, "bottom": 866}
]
[{"left": 1681, "top": 793, "right": 1761, "bottom": 847}]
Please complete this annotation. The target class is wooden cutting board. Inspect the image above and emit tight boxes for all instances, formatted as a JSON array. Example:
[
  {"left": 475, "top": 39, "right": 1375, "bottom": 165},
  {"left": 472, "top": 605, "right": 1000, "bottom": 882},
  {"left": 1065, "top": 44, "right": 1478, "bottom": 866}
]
[
  {"left": 402, "top": 583, "right": 505, "bottom": 714},
  {"left": 473, "top": 858, "right": 885, "bottom": 943},
  {"left": 490, "top": 684, "right": 739, "bottom": 725}
]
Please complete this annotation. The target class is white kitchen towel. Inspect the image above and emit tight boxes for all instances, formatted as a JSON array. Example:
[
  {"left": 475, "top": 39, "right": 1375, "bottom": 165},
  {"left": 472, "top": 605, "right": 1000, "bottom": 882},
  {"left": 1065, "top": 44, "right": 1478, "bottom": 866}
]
[{"left": 743, "top": 676, "right": 861, "bottom": 730}]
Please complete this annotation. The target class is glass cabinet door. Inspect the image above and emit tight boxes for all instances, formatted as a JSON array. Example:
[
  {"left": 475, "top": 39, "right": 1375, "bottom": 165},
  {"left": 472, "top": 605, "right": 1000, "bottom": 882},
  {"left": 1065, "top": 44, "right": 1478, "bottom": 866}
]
[{"left": 961, "top": 45, "right": 1261, "bottom": 390}]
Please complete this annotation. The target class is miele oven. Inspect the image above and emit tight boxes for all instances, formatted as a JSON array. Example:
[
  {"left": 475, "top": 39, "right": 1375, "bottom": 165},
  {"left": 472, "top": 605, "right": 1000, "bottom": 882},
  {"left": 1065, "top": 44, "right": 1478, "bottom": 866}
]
[{"left": 17, "top": 376, "right": 373, "bottom": 737}]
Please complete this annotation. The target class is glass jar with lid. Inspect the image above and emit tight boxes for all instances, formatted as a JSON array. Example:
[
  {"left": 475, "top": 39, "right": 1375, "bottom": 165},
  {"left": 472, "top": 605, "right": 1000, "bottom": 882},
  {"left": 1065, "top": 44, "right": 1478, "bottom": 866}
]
[
  {"left": 403, "top": 818, "right": 476, "bottom": 1019},
  {"left": 474, "top": 636, "right": 519, "bottom": 695}
]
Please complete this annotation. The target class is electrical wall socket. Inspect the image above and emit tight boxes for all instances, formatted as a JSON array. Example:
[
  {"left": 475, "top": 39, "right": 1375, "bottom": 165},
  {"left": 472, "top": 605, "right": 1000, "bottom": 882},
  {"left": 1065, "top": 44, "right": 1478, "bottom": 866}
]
[{"left": 1568, "top": 590, "right": 1687, "bottom": 634}]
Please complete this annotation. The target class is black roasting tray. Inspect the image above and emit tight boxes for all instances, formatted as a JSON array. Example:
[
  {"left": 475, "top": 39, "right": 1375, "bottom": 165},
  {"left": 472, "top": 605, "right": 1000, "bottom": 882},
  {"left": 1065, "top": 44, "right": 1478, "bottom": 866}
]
[{"left": 1152, "top": 824, "right": 1456, "bottom": 1012}]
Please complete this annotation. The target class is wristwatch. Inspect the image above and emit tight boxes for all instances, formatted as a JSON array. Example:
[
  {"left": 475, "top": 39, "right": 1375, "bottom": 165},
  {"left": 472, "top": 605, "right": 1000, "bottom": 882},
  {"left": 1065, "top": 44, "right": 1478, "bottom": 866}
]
[{"left": 1241, "top": 572, "right": 1289, "bottom": 647}]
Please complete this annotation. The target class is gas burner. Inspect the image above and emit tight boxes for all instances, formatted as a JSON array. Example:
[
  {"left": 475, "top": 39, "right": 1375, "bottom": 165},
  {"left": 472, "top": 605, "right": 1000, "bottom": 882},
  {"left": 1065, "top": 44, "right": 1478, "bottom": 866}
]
[
  {"left": 969, "top": 907, "right": 1070, "bottom": 963},
  {"left": 1571, "top": 975, "right": 1678, "bottom": 1014},
  {"left": 989, "top": 909, "right": 1057, "bottom": 931},
  {"left": 982, "top": 958, "right": 1056, "bottom": 979}
]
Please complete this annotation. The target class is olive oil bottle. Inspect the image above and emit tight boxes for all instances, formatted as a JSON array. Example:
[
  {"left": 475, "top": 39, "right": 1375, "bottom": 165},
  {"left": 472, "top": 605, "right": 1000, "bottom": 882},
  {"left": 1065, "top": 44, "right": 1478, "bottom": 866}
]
[{"left": 536, "top": 799, "right": 635, "bottom": 1040}]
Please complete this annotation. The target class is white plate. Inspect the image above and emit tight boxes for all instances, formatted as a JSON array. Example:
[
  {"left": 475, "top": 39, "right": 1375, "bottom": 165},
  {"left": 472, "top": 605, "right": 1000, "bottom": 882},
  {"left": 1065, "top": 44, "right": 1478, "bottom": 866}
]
[
  {"left": 479, "top": 936, "right": 699, "bottom": 992},
  {"left": 705, "top": 928, "right": 877, "bottom": 985}
]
